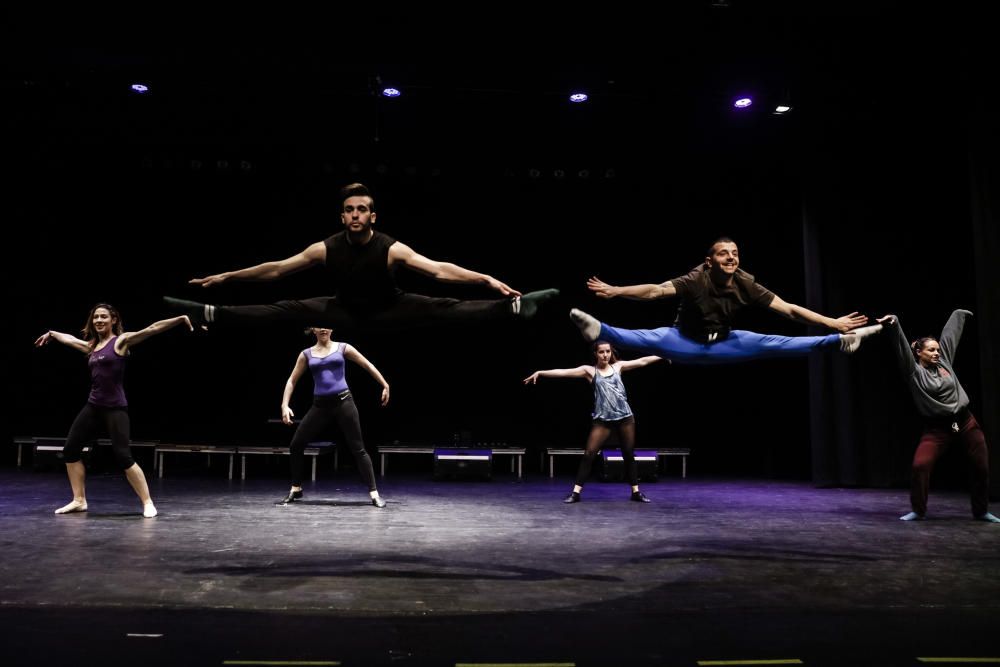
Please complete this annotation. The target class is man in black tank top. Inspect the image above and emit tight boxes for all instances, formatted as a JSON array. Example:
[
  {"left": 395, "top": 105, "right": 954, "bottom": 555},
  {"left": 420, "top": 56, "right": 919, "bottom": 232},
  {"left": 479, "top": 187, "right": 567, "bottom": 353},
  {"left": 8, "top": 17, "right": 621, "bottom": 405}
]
[{"left": 164, "top": 183, "right": 558, "bottom": 332}]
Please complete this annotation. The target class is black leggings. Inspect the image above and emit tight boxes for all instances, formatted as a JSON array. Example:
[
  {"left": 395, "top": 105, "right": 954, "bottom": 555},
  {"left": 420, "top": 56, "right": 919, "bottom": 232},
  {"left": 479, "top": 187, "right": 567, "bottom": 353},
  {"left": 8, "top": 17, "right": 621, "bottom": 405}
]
[
  {"left": 574, "top": 417, "right": 638, "bottom": 487},
  {"left": 290, "top": 393, "right": 376, "bottom": 490},
  {"left": 64, "top": 403, "right": 134, "bottom": 469},
  {"left": 218, "top": 292, "right": 511, "bottom": 333}
]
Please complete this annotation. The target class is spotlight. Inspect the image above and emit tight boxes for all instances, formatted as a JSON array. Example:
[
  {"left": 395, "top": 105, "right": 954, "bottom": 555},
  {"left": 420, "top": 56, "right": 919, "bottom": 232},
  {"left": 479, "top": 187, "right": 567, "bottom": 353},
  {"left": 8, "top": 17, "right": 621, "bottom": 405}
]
[
  {"left": 569, "top": 92, "right": 588, "bottom": 103},
  {"left": 734, "top": 97, "right": 753, "bottom": 109},
  {"left": 773, "top": 105, "right": 792, "bottom": 115},
  {"left": 130, "top": 83, "right": 149, "bottom": 94},
  {"left": 382, "top": 87, "right": 401, "bottom": 98}
]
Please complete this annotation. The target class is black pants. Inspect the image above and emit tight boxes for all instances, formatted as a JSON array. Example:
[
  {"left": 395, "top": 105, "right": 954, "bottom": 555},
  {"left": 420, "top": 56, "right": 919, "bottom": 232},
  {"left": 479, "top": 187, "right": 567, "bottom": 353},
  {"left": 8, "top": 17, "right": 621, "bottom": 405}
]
[
  {"left": 574, "top": 417, "right": 638, "bottom": 487},
  {"left": 64, "top": 403, "right": 134, "bottom": 469},
  {"left": 290, "top": 393, "right": 376, "bottom": 491},
  {"left": 219, "top": 293, "right": 511, "bottom": 332}
]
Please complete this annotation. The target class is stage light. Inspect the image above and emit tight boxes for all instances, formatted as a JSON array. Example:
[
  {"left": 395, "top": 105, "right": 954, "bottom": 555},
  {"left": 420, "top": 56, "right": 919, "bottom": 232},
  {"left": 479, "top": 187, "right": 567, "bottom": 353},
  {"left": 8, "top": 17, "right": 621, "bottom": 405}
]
[
  {"left": 773, "top": 105, "right": 792, "bottom": 114},
  {"left": 130, "top": 83, "right": 149, "bottom": 93},
  {"left": 734, "top": 97, "right": 753, "bottom": 109},
  {"left": 569, "top": 92, "right": 588, "bottom": 103},
  {"left": 382, "top": 87, "right": 401, "bottom": 98}
]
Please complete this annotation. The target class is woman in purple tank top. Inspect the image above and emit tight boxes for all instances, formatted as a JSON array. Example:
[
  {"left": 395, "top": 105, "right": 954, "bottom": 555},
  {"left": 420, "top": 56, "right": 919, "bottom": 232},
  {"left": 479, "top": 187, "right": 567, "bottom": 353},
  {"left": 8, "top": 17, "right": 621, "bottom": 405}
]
[
  {"left": 34, "top": 303, "right": 193, "bottom": 518},
  {"left": 524, "top": 341, "right": 664, "bottom": 504},
  {"left": 277, "top": 327, "right": 391, "bottom": 507}
]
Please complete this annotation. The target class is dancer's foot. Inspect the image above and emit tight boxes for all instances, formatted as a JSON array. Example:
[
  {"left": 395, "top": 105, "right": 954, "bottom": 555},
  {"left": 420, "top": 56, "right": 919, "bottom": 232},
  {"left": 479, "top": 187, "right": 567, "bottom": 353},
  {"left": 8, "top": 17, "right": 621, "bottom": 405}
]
[
  {"left": 55, "top": 499, "right": 88, "bottom": 514},
  {"left": 563, "top": 491, "right": 581, "bottom": 504},
  {"left": 371, "top": 496, "right": 387, "bottom": 508},
  {"left": 276, "top": 489, "right": 303, "bottom": 505},
  {"left": 163, "top": 296, "right": 211, "bottom": 328},
  {"left": 513, "top": 288, "right": 560, "bottom": 320},
  {"left": 142, "top": 502, "right": 158, "bottom": 518},
  {"left": 899, "top": 511, "right": 925, "bottom": 521},
  {"left": 974, "top": 512, "right": 1000, "bottom": 523},
  {"left": 840, "top": 323, "right": 883, "bottom": 354},
  {"left": 569, "top": 308, "right": 601, "bottom": 342},
  {"left": 630, "top": 491, "right": 651, "bottom": 503}
]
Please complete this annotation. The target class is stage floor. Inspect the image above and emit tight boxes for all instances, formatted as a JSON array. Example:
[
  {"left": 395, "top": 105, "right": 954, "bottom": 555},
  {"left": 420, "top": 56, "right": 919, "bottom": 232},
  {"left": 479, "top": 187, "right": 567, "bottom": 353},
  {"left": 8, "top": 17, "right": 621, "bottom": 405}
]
[{"left": 1, "top": 468, "right": 997, "bottom": 666}]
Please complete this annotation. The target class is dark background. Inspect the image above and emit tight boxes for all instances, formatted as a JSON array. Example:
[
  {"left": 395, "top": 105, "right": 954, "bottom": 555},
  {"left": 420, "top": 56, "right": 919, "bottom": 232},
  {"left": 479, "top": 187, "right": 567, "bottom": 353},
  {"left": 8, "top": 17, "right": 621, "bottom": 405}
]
[{"left": 8, "top": 5, "right": 998, "bottom": 489}]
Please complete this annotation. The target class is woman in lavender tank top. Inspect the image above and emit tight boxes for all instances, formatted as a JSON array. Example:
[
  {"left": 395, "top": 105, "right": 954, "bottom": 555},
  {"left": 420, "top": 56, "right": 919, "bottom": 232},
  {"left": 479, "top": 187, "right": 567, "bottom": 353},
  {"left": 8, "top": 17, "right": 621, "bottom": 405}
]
[
  {"left": 524, "top": 341, "right": 664, "bottom": 503},
  {"left": 34, "top": 303, "right": 193, "bottom": 518},
  {"left": 277, "top": 327, "right": 390, "bottom": 507}
]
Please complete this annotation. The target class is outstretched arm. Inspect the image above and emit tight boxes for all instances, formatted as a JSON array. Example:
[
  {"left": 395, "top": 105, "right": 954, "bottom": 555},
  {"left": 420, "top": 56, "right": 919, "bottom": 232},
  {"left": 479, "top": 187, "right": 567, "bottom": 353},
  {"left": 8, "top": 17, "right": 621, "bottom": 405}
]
[
  {"left": 937, "top": 309, "right": 972, "bottom": 365},
  {"left": 34, "top": 330, "right": 90, "bottom": 354},
  {"left": 587, "top": 276, "right": 677, "bottom": 300},
  {"left": 615, "top": 356, "right": 666, "bottom": 372},
  {"left": 388, "top": 242, "right": 521, "bottom": 297},
  {"left": 189, "top": 241, "right": 326, "bottom": 287},
  {"left": 877, "top": 315, "right": 916, "bottom": 376},
  {"left": 117, "top": 316, "right": 193, "bottom": 353},
  {"left": 344, "top": 344, "right": 390, "bottom": 406},
  {"left": 767, "top": 295, "right": 868, "bottom": 333},
  {"left": 523, "top": 365, "right": 593, "bottom": 384},
  {"left": 281, "top": 353, "right": 309, "bottom": 424}
]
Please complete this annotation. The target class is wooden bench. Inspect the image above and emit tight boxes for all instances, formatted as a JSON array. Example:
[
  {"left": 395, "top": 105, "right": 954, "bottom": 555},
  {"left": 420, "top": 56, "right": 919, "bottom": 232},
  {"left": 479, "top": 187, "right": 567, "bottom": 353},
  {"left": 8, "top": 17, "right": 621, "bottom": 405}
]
[
  {"left": 545, "top": 447, "right": 690, "bottom": 479},
  {"left": 237, "top": 443, "right": 335, "bottom": 481},
  {"left": 376, "top": 444, "right": 527, "bottom": 479}
]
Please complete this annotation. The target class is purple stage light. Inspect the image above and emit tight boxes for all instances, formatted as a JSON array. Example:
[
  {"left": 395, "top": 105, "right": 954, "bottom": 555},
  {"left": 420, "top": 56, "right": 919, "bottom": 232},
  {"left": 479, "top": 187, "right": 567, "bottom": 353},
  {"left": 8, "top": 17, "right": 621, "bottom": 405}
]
[
  {"left": 569, "top": 92, "right": 588, "bottom": 103},
  {"left": 734, "top": 97, "right": 752, "bottom": 109},
  {"left": 130, "top": 84, "right": 149, "bottom": 93},
  {"left": 382, "top": 87, "right": 401, "bottom": 98}
]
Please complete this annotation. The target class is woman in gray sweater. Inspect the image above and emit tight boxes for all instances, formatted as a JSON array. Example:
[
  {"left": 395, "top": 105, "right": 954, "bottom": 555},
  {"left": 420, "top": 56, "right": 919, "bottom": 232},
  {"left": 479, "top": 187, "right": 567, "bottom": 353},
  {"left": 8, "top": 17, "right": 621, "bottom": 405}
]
[{"left": 878, "top": 310, "right": 998, "bottom": 522}]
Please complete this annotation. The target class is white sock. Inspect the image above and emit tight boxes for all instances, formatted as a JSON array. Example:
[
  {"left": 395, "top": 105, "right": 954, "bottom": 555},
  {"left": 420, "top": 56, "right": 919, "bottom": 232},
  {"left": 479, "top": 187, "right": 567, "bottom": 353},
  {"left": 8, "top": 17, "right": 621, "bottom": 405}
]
[
  {"left": 511, "top": 297, "right": 521, "bottom": 315},
  {"left": 55, "top": 499, "right": 88, "bottom": 514},
  {"left": 569, "top": 309, "right": 601, "bottom": 341},
  {"left": 143, "top": 502, "right": 157, "bottom": 518}
]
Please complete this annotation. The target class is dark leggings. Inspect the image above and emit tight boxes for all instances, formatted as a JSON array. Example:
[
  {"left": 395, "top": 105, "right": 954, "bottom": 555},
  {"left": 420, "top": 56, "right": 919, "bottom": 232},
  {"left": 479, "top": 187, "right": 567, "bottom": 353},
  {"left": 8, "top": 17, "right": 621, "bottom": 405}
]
[
  {"left": 574, "top": 417, "right": 638, "bottom": 487},
  {"left": 910, "top": 410, "right": 990, "bottom": 517},
  {"left": 219, "top": 292, "right": 511, "bottom": 332},
  {"left": 290, "top": 393, "right": 376, "bottom": 490},
  {"left": 63, "top": 403, "right": 134, "bottom": 469}
]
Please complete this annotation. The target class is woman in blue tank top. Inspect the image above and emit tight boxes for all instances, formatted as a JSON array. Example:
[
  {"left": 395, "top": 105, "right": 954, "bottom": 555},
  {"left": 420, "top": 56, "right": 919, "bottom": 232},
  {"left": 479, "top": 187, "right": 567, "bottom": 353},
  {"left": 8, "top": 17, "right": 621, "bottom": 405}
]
[
  {"left": 277, "top": 327, "right": 390, "bottom": 507},
  {"left": 524, "top": 341, "right": 663, "bottom": 503},
  {"left": 34, "top": 303, "right": 193, "bottom": 518}
]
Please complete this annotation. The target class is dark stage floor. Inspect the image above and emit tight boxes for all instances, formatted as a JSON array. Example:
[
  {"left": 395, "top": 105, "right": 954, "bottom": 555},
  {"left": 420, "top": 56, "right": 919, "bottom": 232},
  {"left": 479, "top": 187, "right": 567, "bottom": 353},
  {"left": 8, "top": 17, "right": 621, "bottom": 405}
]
[{"left": 1, "top": 467, "right": 998, "bottom": 666}]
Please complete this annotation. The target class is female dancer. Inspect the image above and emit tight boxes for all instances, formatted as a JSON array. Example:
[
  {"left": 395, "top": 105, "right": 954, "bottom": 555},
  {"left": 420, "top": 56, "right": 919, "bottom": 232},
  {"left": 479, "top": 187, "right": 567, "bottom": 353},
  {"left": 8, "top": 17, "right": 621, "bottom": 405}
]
[
  {"left": 524, "top": 341, "right": 662, "bottom": 503},
  {"left": 879, "top": 311, "right": 998, "bottom": 522},
  {"left": 278, "top": 327, "right": 390, "bottom": 507},
  {"left": 34, "top": 304, "right": 192, "bottom": 517}
]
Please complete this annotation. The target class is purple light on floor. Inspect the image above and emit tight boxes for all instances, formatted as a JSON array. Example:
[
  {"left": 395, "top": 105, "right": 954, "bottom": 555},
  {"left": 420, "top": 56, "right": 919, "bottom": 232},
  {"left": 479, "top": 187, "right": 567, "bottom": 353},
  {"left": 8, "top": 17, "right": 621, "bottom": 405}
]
[
  {"left": 734, "top": 97, "right": 752, "bottom": 109},
  {"left": 382, "top": 87, "right": 401, "bottom": 98},
  {"left": 130, "top": 84, "right": 149, "bottom": 93},
  {"left": 569, "top": 92, "right": 588, "bottom": 103}
]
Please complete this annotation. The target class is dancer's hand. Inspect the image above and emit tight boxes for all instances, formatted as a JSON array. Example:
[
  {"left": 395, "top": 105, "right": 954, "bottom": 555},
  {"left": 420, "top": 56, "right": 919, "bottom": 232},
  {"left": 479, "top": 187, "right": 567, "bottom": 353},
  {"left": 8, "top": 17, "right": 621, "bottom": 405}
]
[
  {"left": 523, "top": 372, "right": 540, "bottom": 384},
  {"left": 876, "top": 315, "right": 896, "bottom": 326},
  {"left": 587, "top": 276, "right": 618, "bottom": 299},
  {"left": 281, "top": 405, "right": 295, "bottom": 425},
  {"left": 485, "top": 276, "right": 521, "bottom": 297},
  {"left": 190, "top": 272, "right": 229, "bottom": 288},
  {"left": 380, "top": 385, "right": 390, "bottom": 407},
  {"left": 832, "top": 312, "right": 869, "bottom": 333},
  {"left": 34, "top": 331, "right": 51, "bottom": 347}
]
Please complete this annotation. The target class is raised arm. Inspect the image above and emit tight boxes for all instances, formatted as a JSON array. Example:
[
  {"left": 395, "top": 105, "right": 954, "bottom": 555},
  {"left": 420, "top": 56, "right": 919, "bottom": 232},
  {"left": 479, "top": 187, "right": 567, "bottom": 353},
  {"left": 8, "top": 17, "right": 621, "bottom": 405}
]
[
  {"left": 34, "top": 330, "right": 90, "bottom": 354},
  {"left": 937, "top": 309, "right": 972, "bottom": 365},
  {"left": 189, "top": 241, "right": 327, "bottom": 287},
  {"left": 281, "top": 352, "right": 309, "bottom": 424},
  {"left": 388, "top": 242, "right": 520, "bottom": 297},
  {"left": 767, "top": 295, "right": 868, "bottom": 333},
  {"left": 523, "top": 365, "right": 594, "bottom": 384},
  {"left": 117, "top": 316, "right": 193, "bottom": 353},
  {"left": 343, "top": 344, "right": 391, "bottom": 406},
  {"left": 587, "top": 276, "right": 677, "bottom": 300},
  {"left": 877, "top": 314, "right": 916, "bottom": 376},
  {"left": 615, "top": 356, "right": 665, "bottom": 372}
]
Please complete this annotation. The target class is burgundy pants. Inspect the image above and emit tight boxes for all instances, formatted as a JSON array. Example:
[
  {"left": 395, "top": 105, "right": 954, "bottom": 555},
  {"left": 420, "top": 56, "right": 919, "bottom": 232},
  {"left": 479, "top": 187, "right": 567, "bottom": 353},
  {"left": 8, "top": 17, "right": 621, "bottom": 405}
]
[{"left": 910, "top": 409, "right": 990, "bottom": 517}]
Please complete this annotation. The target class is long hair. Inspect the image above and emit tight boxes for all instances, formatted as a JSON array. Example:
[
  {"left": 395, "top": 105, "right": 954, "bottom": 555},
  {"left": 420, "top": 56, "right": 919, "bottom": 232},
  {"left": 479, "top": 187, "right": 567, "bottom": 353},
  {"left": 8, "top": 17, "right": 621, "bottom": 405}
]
[
  {"left": 339, "top": 182, "right": 375, "bottom": 213},
  {"left": 910, "top": 337, "right": 936, "bottom": 360},
  {"left": 592, "top": 340, "right": 619, "bottom": 364},
  {"left": 80, "top": 303, "right": 124, "bottom": 352}
]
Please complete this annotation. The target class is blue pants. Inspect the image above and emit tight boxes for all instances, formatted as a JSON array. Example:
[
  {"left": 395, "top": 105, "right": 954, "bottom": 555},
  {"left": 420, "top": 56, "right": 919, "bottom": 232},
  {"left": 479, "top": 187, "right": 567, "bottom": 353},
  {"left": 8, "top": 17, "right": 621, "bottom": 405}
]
[{"left": 599, "top": 324, "right": 840, "bottom": 365}]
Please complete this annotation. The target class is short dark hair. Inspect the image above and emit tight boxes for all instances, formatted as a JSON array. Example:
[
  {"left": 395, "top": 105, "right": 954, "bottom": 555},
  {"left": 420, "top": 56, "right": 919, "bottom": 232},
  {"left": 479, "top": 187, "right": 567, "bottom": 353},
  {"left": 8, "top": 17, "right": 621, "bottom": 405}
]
[
  {"left": 707, "top": 236, "right": 736, "bottom": 257},
  {"left": 340, "top": 182, "right": 375, "bottom": 213}
]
